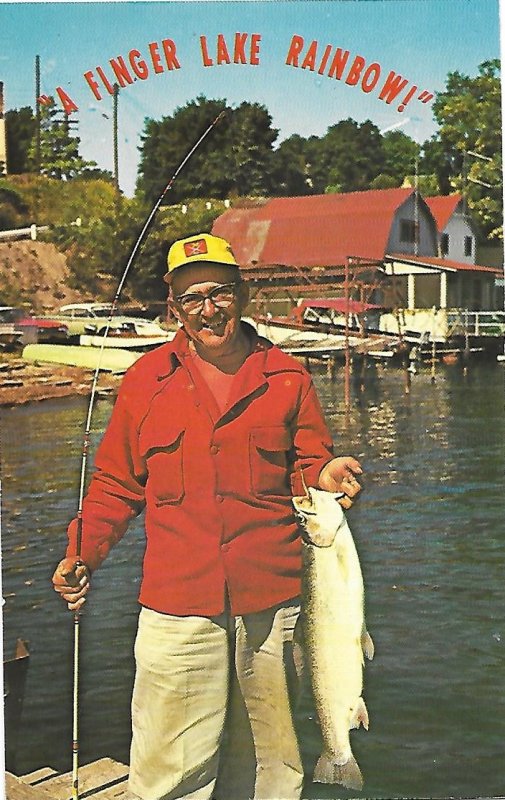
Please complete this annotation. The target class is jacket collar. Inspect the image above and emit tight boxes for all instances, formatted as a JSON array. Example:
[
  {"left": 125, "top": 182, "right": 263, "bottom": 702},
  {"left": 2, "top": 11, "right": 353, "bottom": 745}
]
[{"left": 156, "top": 321, "right": 304, "bottom": 382}]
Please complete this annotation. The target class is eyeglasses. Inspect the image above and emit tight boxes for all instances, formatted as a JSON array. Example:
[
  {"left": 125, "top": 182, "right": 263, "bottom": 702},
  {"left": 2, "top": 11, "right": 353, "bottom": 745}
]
[{"left": 174, "top": 282, "right": 240, "bottom": 316}]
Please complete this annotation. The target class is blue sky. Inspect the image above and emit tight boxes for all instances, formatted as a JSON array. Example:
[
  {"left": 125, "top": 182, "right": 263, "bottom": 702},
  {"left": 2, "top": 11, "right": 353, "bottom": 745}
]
[{"left": 0, "top": 0, "right": 501, "bottom": 196}]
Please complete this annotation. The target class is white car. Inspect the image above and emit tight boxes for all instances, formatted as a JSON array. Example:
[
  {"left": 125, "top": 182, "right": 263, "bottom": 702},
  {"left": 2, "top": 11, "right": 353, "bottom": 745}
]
[{"left": 54, "top": 303, "right": 174, "bottom": 338}]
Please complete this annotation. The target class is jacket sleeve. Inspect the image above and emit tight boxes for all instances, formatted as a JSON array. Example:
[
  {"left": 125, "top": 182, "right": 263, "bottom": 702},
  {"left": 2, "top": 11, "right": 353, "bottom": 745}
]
[
  {"left": 66, "top": 384, "right": 147, "bottom": 572},
  {"left": 290, "top": 374, "right": 334, "bottom": 495}
]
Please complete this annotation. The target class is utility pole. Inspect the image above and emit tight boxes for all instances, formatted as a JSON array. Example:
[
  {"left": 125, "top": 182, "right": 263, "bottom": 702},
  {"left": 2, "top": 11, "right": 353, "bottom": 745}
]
[
  {"left": 414, "top": 151, "right": 419, "bottom": 256},
  {"left": 113, "top": 83, "right": 120, "bottom": 208},
  {"left": 0, "top": 81, "right": 7, "bottom": 174},
  {"left": 35, "top": 55, "right": 41, "bottom": 174}
]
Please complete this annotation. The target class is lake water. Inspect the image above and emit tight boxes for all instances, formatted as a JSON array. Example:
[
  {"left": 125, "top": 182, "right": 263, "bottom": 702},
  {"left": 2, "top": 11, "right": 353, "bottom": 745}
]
[{"left": 2, "top": 359, "right": 504, "bottom": 799}]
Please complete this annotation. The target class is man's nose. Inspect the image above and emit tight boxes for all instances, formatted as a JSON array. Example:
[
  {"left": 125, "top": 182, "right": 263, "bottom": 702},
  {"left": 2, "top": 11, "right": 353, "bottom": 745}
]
[{"left": 201, "top": 297, "right": 218, "bottom": 316}]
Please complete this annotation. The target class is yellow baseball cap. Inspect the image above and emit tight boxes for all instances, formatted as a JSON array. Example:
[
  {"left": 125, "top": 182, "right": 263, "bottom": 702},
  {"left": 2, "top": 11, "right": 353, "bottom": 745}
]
[{"left": 164, "top": 233, "right": 239, "bottom": 282}]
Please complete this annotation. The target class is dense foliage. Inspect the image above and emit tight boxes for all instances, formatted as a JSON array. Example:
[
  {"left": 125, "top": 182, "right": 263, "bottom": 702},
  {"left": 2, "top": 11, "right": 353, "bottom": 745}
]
[
  {"left": 24, "top": 102, "right": 99, "bottom": 180},
  {"left": 421, "top": 59, "right": 502, "bottom": 238},
  {"left": 137, "top": 97, "right": 279, "bottom": 203},
  {"left": 50, "top": 190, "right": 228, "bottom": 301},
  {"left": 5, "top": 106, "right": 36, "bottom": 174},
  {"left": 137, "top": 102, "right": 423, "bottom": 200}
]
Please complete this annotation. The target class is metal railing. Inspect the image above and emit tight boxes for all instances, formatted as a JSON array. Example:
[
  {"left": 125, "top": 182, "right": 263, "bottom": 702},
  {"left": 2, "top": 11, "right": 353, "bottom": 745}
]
[
  {"left": 446, "top": 310, "right": 505, "bottom": 336},
  {"left": 0, "top": 224, "right": 49, "bottom": 242}
]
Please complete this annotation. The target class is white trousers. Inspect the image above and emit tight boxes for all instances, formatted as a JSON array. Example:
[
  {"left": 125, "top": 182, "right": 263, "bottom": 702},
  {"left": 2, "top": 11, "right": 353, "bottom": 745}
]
[{"left": 128, "top": 601, "right": 303, "bottom": 800}]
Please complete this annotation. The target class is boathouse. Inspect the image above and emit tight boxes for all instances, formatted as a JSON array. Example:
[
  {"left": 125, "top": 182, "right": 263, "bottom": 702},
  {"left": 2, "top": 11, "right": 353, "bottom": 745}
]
[
  {"left": 212, "top": 188, "right": 438, "bottom": 269},
  {"left": 424, "top": 194, "right": 475, "bottom": 263},
  {"left": 212, "top": 188, "right": 502, "bottom": 340}
]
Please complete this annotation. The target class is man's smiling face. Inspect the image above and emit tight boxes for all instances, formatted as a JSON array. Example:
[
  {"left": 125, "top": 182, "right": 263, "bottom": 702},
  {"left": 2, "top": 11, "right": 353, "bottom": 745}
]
[{"left": 169, "top": 263, "right": 249, "bottom": 355}]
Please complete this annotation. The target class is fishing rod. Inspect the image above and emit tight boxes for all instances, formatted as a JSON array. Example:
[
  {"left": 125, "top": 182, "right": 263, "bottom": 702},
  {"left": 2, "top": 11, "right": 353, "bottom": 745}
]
[{"left": 68, "top": 109, "right": 226, "bottom": 800}]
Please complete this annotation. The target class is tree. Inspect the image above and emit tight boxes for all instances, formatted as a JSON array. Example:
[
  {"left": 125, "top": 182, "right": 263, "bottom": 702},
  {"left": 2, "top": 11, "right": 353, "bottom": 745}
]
[
  {"left": 137, "top": 96, "right": 229, "bottom": 203},
  {"left": 5, "top": 107, "right": 36, "bottom": 173},
  {"left": 308, "top": 119, "right": 386, "bottom": 194},
  {"left": 369, "top": 174, "right": 399, "bottom": 190},
  {"left": 419, "top": 137, "right": 454, "bottom": 195},
  {"left": 381, "top": 130, "right": 421, "bottom": 186},
  {"left": 228, "top": 102, "right": 278, "bottom": 196},
  {"left": 422, "top": 59, "right": 502, "bottom": 239},
  {"left": 27, "top": 100, "right": 97, "bottom": 180},
  {"left": 271, "top": 134, "right": 314, "bottom": 196},
  {"left": 137, "top": 96, "right": 279, "bottom": 203}
]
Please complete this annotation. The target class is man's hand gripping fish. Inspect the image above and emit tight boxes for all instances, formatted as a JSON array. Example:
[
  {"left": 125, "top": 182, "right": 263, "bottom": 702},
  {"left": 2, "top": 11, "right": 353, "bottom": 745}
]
[{"left": 292, "top": 484, "right": 374, "bottom": 791}]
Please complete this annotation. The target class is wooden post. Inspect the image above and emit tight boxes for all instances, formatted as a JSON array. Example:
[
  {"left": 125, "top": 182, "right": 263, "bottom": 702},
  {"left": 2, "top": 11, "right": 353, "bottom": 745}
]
[
  {"left": 463, "top": 308, "right": 470, "bottom": 376},
  {"left": 360, "top": 353, "right": 367, "bottom": 393},
  {"left": 344, "top": 258, "right": 351, "bottom": 409}
]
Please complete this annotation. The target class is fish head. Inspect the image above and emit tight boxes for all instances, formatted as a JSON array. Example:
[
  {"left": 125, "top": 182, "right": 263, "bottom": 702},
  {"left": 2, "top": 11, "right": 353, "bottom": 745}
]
[{"left": 292, "top": 486, "right": 346, "bottom": 547}]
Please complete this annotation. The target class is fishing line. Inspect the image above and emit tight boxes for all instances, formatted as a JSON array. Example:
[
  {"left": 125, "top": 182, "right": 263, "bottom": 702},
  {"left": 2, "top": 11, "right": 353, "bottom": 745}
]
[{"left": 70, "top": 109, "right": 226, "bottom": 800}]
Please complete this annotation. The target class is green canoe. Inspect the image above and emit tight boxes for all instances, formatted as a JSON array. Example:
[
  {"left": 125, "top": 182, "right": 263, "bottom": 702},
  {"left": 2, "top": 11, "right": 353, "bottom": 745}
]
[{"left": 22, "top": 344, "right": 140, "bottom": 373}]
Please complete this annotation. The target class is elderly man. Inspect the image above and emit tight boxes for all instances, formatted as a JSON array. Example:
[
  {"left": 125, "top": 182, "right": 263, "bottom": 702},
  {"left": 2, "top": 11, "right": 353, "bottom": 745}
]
[{"left": 52, "top": 233, "right": 362, "bottom": 800}]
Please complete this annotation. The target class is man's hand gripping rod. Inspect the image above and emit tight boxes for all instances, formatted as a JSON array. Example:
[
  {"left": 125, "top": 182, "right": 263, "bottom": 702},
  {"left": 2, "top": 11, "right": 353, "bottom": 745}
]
[{"left": 69, "top": 110, "right": 226, "bottom": 800}]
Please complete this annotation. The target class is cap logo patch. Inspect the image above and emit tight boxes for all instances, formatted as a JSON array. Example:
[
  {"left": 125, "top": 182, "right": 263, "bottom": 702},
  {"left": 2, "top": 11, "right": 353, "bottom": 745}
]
[{"left": 184, "top": 238, "right": 208, "bottom": 257}]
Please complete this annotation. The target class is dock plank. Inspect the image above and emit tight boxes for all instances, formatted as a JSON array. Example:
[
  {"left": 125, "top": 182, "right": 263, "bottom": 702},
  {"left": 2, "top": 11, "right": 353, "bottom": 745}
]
[
  {"left": 18, "top": 767, "right": 58, "bottom": 784},
  {"left": 5, "top": 772, "right": 56, "bottom": 800},
  {"left": 35, "top": 758, "right": 129, "bottom": 799},
  {"left": 89, "top": 784, "right": 137, "bottom": 800}
]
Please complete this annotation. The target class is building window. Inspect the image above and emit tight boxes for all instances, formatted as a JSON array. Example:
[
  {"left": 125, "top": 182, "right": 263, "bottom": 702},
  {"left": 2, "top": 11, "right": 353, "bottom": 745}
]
[
  {"left": 464, "top": 236, "right": 473, "bottom": 257},
  {"left": 441, "top": 233, "right": 449, "bottom": 255},
  {"left": 400, "top": 219, "right": 419, "bottom": 244}
]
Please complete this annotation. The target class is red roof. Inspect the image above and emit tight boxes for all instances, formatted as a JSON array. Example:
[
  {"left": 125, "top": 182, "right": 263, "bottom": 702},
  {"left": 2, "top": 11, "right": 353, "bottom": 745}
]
[
  {"left": 424, "top": 195, "right": 462, "bottom": 232},
  {"left": 388, "top": 253, "right": 501, "bottom": 275},
  {"left": 212, "top": 189, "right": 416, "bottom": 268}
]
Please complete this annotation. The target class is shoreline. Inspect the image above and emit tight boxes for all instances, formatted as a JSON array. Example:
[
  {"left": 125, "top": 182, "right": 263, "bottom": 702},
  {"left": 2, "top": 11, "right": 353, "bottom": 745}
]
[{"left": 0, "top": 355, "right": 123, "bottom": 407}]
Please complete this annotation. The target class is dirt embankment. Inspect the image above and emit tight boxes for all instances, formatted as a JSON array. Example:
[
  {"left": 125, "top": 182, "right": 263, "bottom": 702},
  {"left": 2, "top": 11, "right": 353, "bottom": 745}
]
[
  {"left": 0, "top": 240, "right": 124, "bottom": 405},
  {"left": 0, "top": 239, "right": 81, "bottom": 312}
]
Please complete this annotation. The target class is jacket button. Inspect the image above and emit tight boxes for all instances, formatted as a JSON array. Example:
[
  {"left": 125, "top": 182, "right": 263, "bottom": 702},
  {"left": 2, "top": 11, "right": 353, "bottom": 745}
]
[
  {"left": 216, "top": 494, "right": 224, "bottom": 503},
  {"left": 210, "top": 445, "right": 219, "bottom": 455},
  {"left": 221, "top": 542, "right": 230, "bottom": 552}
]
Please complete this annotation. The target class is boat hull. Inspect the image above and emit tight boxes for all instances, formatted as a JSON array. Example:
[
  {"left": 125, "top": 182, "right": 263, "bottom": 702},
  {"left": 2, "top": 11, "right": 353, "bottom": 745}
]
[
  {"left": 4, "top": 639, "right": 30, "bottom": 772},
  {"left": 22, "top": 344, "right": 140, "bottom": 372}
]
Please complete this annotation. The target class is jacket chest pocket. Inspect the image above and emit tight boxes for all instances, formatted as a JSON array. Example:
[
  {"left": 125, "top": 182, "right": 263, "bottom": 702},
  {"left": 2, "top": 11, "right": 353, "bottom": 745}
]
[
  {"left": 249, "top": 426, "right": 292, "bottom": 497},
  {"left": 142, "top": 430, "right": 185, "bottom": 506}
]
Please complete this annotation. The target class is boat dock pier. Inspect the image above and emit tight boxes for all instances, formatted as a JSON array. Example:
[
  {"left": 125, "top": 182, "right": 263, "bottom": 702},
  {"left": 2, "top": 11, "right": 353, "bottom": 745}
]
[{"left": 6, "top": 758, "right": 134, "bottom": 800}]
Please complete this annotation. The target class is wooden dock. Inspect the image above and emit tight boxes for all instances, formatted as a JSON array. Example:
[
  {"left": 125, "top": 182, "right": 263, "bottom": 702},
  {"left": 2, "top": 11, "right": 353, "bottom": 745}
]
[{"left": 5, "top": 758, "right": 135, "bottom": 800}]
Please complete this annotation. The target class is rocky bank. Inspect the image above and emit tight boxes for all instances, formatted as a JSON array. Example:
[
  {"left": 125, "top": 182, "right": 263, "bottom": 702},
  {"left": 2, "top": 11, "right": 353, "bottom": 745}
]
[{"left": 0, "top": 355, "right": 123, "bottom": 406}]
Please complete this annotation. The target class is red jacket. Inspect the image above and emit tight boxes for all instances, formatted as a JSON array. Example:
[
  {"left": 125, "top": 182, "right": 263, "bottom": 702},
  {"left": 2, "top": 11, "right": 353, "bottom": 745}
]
[{"left": 67, "top": 324, "right": 334, "bottom": 615}]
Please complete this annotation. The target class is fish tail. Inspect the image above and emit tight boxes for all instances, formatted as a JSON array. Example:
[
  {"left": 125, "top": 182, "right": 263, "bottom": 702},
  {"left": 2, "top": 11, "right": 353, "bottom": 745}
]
[{"left": 313, "top": 751, "right": 364, "bottom": 790}]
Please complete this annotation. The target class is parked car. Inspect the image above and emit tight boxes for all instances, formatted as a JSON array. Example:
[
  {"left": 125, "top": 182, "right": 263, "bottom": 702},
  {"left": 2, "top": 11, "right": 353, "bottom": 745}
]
[
  {"left": 52, "top": 303, "right": 173, "bottom": 338},
  {"left": 0, "top": 306, "right": 69, "bottom": 345}
]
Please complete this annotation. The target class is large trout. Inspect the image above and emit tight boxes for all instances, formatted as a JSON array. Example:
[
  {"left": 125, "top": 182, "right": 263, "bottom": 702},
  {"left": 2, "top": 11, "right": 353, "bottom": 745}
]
[{"left": 292, "top": 486, "right": 374, "bottom": 790}]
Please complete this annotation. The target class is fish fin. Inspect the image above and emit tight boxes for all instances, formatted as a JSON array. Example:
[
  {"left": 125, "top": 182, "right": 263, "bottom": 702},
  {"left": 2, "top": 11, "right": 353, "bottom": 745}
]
[
  {"left": 361, "top": 629, "right": 375, "bottom": 660},
  {"left": 350, "top": 697, "right": 369, "bottom": 731},
  {"left": 292, "top": 617, "right": 305, "bottom": 680},
  {"left": 313, "top": 751, "right": 363, "bottom": 790}
]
